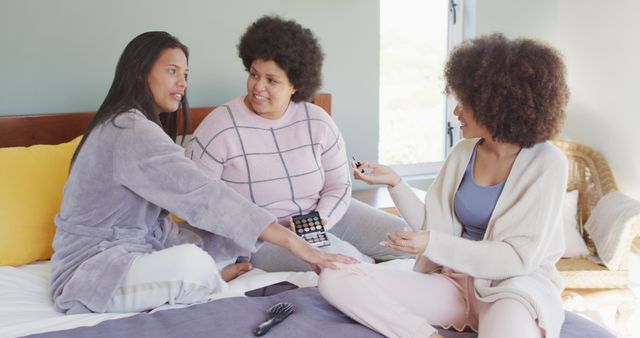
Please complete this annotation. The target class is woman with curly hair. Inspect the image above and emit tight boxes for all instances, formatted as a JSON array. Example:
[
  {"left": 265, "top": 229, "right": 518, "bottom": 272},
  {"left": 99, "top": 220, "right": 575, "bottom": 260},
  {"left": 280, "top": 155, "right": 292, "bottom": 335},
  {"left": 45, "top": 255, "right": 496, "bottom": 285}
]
[
  {"left": 318, "top": 33, "right": 570, "bottom": 338},
  {"left": 186, "top": 15, "right": 409, "bottom": 271}
]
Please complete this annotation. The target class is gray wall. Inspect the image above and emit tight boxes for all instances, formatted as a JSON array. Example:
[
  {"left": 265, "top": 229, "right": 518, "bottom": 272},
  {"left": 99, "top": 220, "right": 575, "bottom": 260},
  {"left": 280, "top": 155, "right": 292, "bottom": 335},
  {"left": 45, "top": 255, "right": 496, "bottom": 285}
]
[
  {"left": 1, "top": 0, "right": 380, "bottom": 190},
  {"left": 13, "top": 1, "right": 635, "bottom": 198}
]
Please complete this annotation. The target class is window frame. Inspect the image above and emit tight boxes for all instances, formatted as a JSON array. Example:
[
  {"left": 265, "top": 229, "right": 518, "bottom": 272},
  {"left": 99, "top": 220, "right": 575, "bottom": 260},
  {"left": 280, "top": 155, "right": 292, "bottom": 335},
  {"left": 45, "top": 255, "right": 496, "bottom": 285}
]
[{"left": 384, "top": 0, "right": 465, "bottom": 179}]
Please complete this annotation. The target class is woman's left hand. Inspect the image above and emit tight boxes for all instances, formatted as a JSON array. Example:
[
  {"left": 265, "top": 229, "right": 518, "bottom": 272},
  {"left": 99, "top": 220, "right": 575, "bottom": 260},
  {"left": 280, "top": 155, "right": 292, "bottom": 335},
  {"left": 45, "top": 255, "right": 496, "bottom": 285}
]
[{"left": 381, "top": 230, "right": 430, "bottom": 255}]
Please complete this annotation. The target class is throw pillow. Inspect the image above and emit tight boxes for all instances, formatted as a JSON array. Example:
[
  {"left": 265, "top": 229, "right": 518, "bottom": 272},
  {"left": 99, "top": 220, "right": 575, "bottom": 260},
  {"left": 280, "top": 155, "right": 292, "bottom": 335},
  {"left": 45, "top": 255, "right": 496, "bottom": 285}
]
[
  {"left": 562, "top": 190, "right": 590, "bottom": 258},
  {"left": 0, "top": 136, "right": 82, "bottom": 266},
  {"left": 584, "top": 191, "right": 640, "bottom": 270}
]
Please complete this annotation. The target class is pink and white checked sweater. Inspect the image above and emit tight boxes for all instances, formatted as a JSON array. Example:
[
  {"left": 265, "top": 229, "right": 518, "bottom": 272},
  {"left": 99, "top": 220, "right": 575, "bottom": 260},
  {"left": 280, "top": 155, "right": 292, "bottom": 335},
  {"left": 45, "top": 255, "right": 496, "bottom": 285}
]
[{"left": 186, "top": 96, "right": 351, "bottom": 230}]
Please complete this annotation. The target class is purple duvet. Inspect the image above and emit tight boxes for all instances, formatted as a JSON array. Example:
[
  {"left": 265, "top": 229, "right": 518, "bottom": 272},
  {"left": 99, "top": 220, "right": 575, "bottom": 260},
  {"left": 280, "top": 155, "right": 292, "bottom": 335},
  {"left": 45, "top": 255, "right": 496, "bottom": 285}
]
[{"left": 24, "top": 287, "right": 613, "bottom": 338}]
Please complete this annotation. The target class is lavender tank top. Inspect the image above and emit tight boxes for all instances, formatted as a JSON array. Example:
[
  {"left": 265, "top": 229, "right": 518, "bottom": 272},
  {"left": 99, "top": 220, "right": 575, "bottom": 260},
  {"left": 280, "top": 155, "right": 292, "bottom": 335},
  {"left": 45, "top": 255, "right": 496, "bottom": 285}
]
[{"left": 454, "top": 144, "right": 506, "bottom": 241}]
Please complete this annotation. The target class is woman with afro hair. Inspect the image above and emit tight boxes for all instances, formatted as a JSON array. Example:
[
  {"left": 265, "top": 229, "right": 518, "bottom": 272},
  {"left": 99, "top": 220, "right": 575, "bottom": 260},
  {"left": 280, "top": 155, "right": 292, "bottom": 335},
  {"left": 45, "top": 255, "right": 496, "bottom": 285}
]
[
  {"left": 186, "top": 15, "right": 410, "bottom": 272},
  {"left": 318, "top": 33, "right": 570, "bottom": 338}
]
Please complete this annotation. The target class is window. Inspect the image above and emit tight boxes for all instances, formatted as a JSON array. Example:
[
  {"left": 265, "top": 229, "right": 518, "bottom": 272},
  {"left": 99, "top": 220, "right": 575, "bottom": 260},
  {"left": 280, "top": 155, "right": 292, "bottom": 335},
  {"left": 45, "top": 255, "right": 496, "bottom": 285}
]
[{"left": 379, "top": 0, "right": 464, "bottom": 177}]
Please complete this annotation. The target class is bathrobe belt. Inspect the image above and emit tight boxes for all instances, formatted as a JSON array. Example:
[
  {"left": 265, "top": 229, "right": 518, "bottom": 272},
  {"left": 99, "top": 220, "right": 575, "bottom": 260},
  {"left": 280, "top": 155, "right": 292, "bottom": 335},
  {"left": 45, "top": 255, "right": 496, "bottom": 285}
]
[{"left": 56, "top": 222, "right": 148, "bottom": 241}]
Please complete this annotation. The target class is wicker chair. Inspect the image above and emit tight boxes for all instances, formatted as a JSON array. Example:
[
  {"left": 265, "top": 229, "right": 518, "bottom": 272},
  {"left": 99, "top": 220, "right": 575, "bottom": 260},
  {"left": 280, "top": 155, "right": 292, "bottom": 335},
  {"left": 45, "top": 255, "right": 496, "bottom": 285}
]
[{"left": 552, "top": 139, "right": 639, "bottom": 289}]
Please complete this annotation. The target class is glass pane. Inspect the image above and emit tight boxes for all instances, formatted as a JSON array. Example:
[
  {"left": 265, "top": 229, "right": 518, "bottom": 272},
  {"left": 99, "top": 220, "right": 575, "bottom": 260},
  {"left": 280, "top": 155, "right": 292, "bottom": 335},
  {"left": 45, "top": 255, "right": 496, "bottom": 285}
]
[{"left": 380, "top": 0, "right": 448, "bottom": 165}]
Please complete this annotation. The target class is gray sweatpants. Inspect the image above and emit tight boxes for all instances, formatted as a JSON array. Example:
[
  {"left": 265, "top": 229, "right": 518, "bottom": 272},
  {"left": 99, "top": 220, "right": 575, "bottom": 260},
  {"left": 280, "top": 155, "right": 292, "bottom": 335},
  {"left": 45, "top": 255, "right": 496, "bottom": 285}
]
[{"left": 250, "top": 199, "right": 412, "bottom": 272}]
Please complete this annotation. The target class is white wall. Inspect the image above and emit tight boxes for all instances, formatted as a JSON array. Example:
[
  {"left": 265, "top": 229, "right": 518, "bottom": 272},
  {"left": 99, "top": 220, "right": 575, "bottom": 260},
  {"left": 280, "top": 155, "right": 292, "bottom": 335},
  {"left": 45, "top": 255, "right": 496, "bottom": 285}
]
[
  {"left": 475, "top": 0, "right": 560, "bottom": 43},
  {"left": 0, "top": 0, "right": 380, "bottom": 191},
  {"left": 474, "top": 0, "right": 640, "bottom": 201},
  {"left": 556, "top": 0, "right": 640, "bottom": 202}
]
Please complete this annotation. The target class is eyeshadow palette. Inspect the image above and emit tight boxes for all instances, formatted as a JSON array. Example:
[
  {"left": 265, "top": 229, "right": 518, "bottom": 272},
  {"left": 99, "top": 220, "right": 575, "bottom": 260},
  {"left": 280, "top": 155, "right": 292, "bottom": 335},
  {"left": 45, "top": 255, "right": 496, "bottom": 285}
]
[{"left": 291, "top": 211, "right": 331, "bottom": 247}]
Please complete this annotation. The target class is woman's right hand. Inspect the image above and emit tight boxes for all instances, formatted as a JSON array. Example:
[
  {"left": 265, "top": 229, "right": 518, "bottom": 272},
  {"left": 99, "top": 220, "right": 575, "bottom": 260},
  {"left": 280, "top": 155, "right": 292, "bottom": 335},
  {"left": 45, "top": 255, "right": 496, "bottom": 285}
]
[
  {"left": 287, "top": 237, "right": 358, "bottom": 273},
  {"left": 259, "top": 222, "right": 358, "bottom": 273},
  {"left": 352, "top": 160, "right": 402, "bottom": 187}
]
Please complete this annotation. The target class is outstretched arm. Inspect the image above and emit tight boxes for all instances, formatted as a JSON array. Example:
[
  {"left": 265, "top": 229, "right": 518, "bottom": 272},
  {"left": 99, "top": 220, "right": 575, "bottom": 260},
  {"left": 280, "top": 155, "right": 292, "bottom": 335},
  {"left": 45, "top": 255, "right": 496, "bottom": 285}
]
[
  {"left": 354, "top": 161, "right": 426, "bottom": 231},
  {"left": 259, "top": 222, "right": 358, "bottom": 272}
]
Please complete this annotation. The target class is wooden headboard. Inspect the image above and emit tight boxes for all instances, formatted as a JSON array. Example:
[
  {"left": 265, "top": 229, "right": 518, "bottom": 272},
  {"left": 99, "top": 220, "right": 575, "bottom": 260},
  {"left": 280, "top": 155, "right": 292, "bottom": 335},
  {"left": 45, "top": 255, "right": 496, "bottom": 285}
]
[{"left": 0, "top": 93, "right": 332, "bottom": 148}]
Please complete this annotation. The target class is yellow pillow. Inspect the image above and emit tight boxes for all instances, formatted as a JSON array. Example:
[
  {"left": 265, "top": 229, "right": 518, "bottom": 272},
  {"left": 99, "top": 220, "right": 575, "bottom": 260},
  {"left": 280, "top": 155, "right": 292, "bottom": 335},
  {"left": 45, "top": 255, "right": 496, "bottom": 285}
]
[{"left": 0, "top": 136, "right": 82, "bottom": 266}]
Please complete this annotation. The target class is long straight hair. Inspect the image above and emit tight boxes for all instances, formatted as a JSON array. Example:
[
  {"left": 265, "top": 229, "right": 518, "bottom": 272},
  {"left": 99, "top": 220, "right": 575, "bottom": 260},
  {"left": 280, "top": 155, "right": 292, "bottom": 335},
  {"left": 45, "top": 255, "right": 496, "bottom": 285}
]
[{"left": 71, "top": 31, "right": 190, "bottom": 166}]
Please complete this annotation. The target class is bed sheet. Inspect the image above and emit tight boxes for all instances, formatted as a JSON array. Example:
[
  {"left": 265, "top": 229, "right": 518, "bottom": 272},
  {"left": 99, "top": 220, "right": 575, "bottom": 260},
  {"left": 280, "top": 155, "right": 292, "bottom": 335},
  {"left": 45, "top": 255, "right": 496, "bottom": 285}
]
[
  {"left": 0, "top": 260, "right": 327, "bottom": 338},
  {"left": 0, "top": 259, "right": 614, "bottom": 338}
]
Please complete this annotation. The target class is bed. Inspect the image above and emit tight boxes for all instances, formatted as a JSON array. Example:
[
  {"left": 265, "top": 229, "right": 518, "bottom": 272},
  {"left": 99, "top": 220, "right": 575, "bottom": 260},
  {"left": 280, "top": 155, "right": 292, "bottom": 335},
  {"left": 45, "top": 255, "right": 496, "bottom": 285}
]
[{"left": 0, "top": 94, "right": 614, "bottom": 338}]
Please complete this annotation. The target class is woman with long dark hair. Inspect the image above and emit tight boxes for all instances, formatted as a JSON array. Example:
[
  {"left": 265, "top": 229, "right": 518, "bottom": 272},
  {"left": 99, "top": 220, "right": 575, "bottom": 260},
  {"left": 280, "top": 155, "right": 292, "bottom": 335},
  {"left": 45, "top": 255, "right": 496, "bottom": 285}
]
[{"left": 51, "top": 31, "right": 354, "bottom": 314}]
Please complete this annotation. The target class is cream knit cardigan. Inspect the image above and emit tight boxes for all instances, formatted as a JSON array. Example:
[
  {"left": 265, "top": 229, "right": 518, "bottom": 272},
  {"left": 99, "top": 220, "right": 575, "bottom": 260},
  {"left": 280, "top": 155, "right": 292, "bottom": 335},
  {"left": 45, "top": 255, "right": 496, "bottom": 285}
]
[{"left": 389, "top": 138, "right": 567, "bottom": 338}]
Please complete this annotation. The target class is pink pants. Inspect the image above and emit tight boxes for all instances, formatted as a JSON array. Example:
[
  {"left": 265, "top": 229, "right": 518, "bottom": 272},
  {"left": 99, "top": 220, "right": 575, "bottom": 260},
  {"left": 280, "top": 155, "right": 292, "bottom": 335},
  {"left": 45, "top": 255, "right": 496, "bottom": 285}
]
[{"left": 318, "top": 263, "right": 543, "bottom": 338}]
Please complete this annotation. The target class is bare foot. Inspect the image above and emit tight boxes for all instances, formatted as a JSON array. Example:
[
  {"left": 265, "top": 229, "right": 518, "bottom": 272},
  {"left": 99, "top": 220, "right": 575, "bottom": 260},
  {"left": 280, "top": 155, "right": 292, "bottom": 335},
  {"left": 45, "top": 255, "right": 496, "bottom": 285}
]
[
  {"left": 220, "top": 262, "right": 253, "bottom": 282},
  {"left": 430, "top": 334, "right": 444, "bottom": 338}
]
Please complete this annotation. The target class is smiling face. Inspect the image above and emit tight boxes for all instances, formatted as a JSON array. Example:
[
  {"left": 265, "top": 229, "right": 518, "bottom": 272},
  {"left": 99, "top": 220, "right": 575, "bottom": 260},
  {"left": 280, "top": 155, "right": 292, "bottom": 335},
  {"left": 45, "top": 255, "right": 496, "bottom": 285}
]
[
  {"left": 244, "top": 59, "right": 296, "bottom": 120},
  {"left": 453, "top": 98, "right": 491, "bottom": 139},
  {"left": 147, "top": 48, "right": 188, "bottom": 114}
]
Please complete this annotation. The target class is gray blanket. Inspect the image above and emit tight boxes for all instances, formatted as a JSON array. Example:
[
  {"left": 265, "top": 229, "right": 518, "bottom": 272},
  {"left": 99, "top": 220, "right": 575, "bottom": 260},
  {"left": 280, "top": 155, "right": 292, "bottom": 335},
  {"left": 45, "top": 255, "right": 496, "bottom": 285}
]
[{"left": 24, "top": 287, "right": 614, "bottom": 338}]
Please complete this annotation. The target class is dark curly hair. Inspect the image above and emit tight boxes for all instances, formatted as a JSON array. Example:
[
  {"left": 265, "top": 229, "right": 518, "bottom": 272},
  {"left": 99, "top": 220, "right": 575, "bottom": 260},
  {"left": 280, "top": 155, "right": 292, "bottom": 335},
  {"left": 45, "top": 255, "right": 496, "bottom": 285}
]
[
  {"left": 444, "top": 33, "right": 569, "bottom": 148},
  {"left": 238, "top": 15, "right": 324, "bottom": 102}
]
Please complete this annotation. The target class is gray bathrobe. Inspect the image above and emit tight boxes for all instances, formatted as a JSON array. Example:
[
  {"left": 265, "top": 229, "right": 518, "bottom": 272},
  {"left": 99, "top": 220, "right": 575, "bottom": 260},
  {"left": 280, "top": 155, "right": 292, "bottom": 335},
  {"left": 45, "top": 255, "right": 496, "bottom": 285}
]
[{"left": 50, "top": 110, "right": 275, "bottom": 314}]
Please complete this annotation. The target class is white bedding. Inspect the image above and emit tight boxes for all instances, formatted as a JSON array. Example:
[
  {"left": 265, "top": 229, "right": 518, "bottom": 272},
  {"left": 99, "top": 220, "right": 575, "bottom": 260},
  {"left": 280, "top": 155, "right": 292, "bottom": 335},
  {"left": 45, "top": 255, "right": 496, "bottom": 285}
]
[
  {"left": 1, "top": 259, "right": 415, "bottom": 338},
  {"left": 0, "top": 260, "right": 321, "bottom": 338}
]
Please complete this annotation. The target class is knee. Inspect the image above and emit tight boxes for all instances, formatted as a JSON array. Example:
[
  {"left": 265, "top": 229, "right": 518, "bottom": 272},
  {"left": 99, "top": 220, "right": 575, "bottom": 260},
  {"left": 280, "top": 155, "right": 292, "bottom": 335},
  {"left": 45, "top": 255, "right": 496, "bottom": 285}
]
[
  {"left": 318, "top": 267, "right": 343, "bottom": 304},
  {"left": 481, "top": 298, "right": 540, "bottom": 338},
  {"left": 318, "top": 264, "right": 361, "bottom": 304},
  {"left": 318, "top": 266, "right": 341, "bottom": 293},
  {"left": 491, "top": 298, "right": 531, "bottom": 314},
  {"left": 168, "top": 244, "right": 218, "bottom": 285}
]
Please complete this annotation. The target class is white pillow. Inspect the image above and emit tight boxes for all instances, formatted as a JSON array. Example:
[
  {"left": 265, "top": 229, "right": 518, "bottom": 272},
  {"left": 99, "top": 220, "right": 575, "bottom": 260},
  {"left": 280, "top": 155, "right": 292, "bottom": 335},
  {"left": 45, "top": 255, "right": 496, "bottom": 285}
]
[
  {"left": 562, "top": 190, "right": 590, "bottom": 258},
  {"left": 584, "top": 191, "right": 640, "bottom": 270}
]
